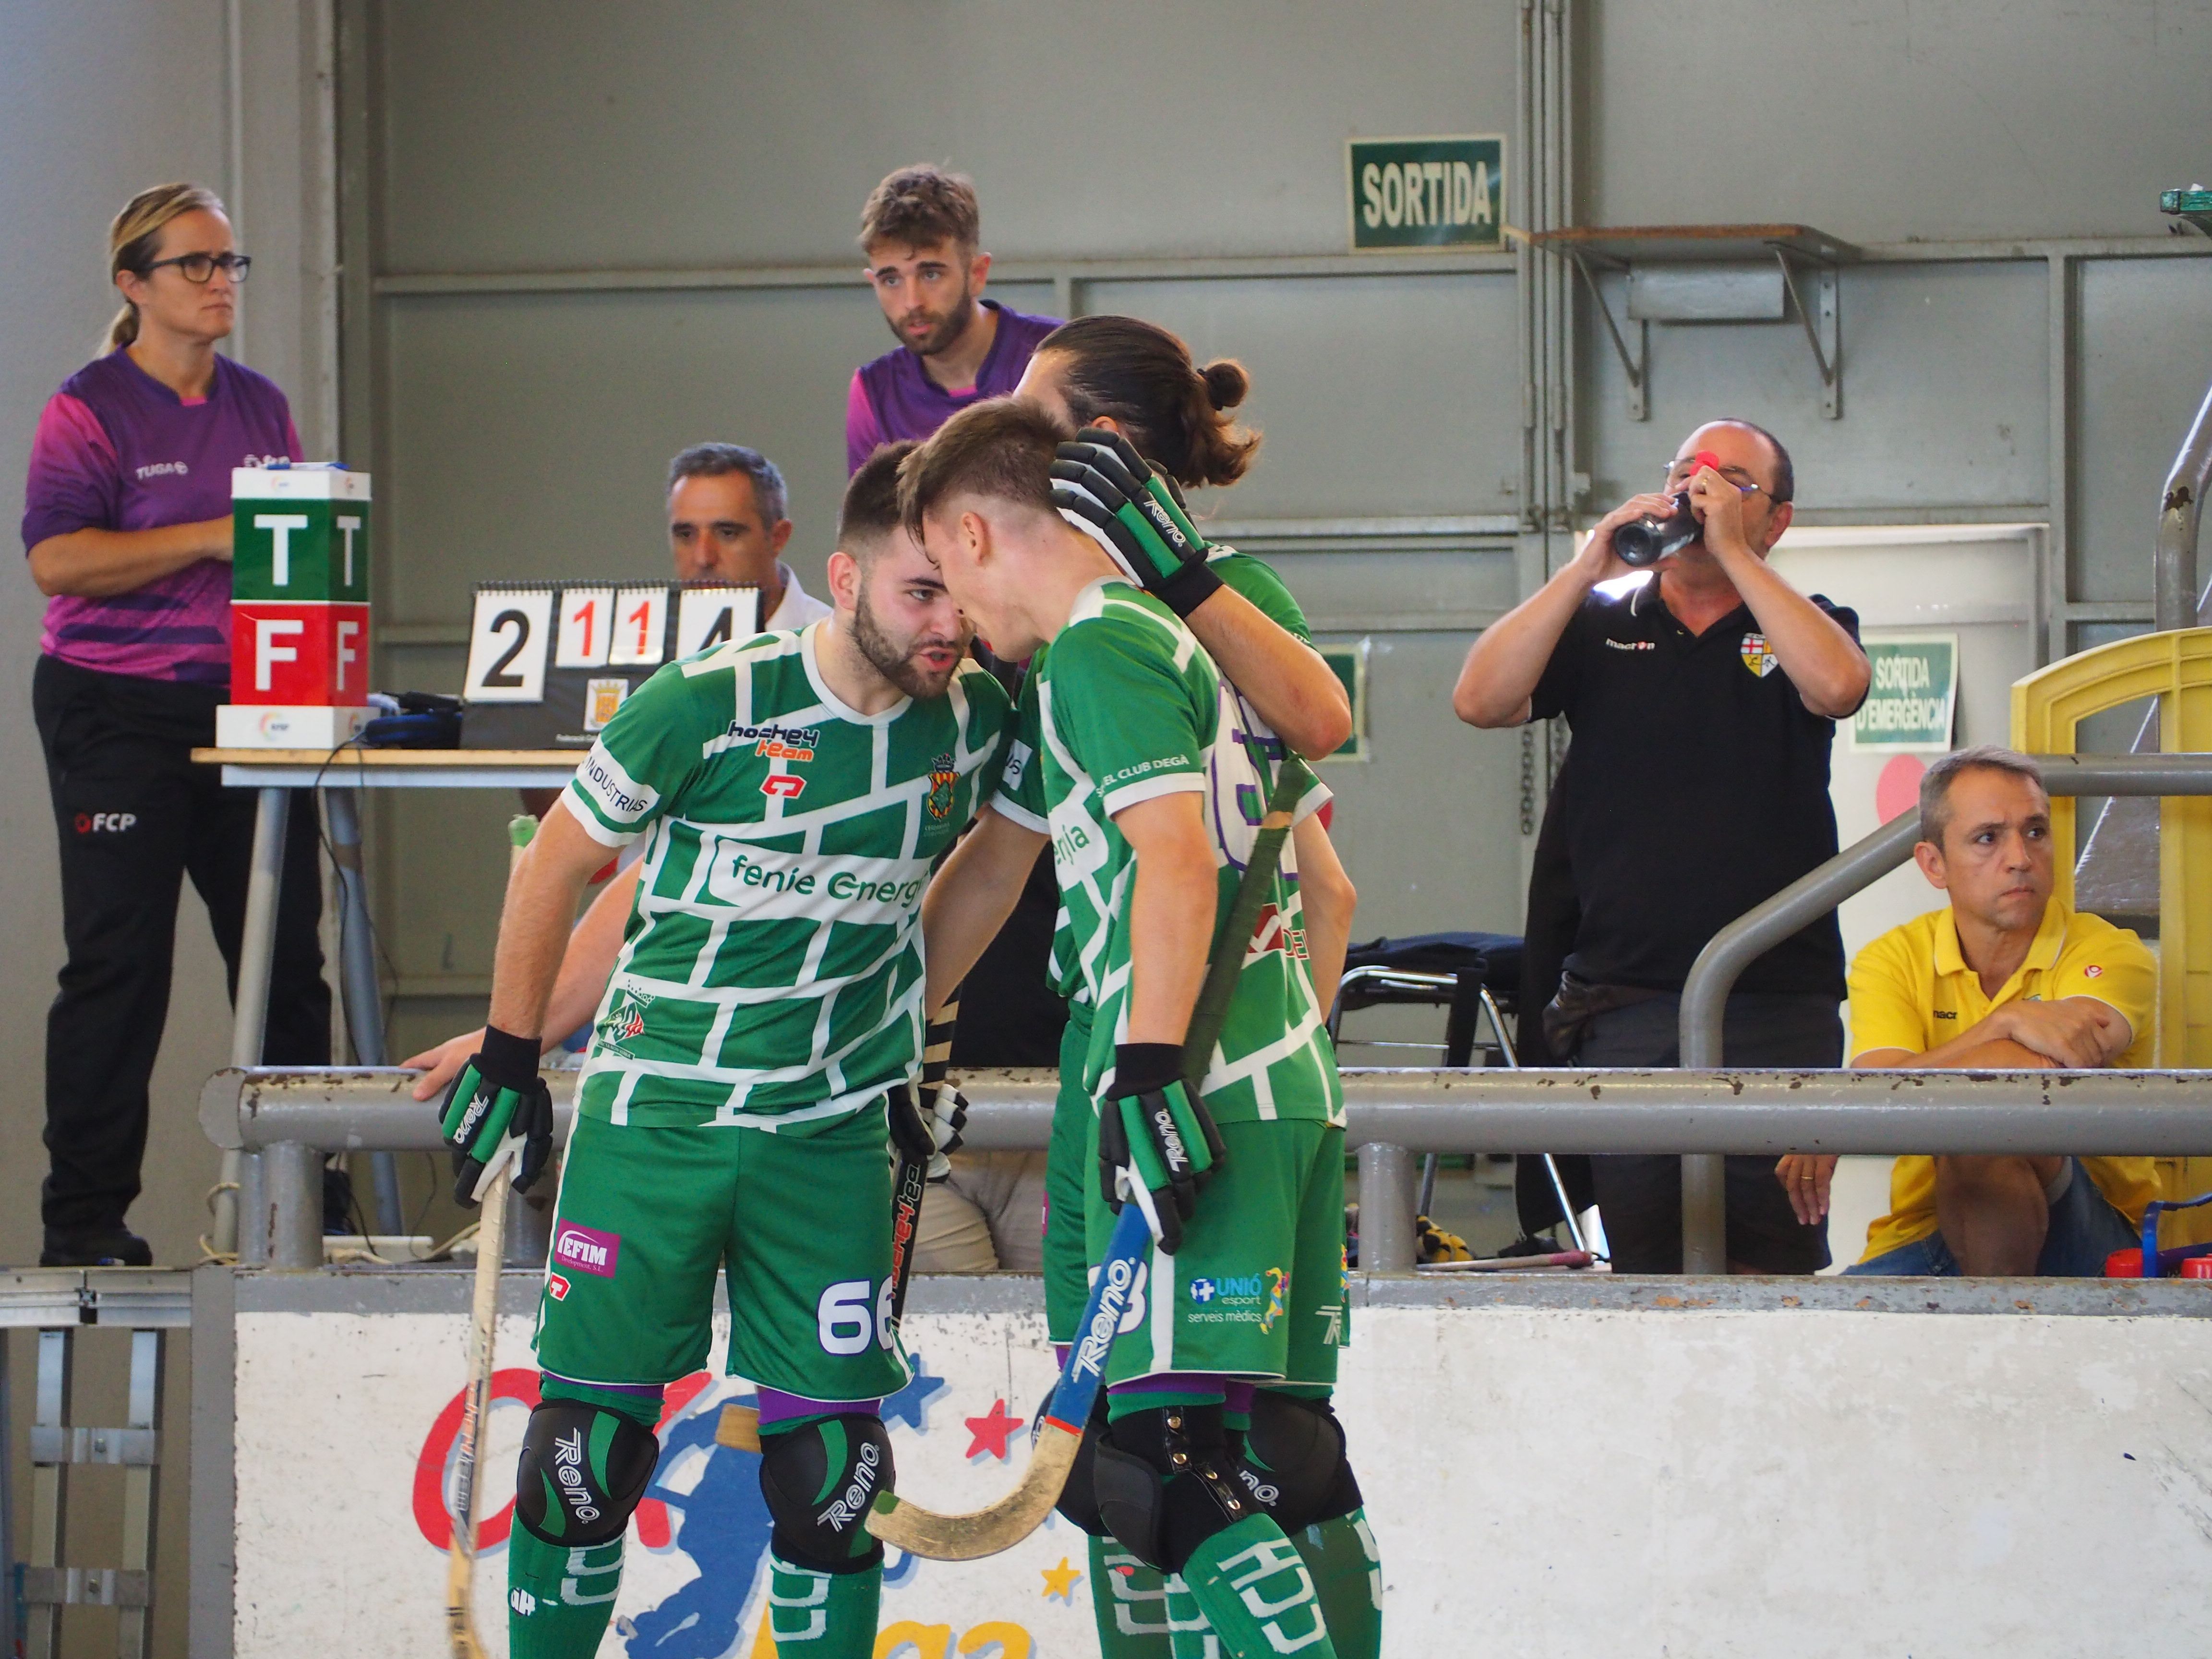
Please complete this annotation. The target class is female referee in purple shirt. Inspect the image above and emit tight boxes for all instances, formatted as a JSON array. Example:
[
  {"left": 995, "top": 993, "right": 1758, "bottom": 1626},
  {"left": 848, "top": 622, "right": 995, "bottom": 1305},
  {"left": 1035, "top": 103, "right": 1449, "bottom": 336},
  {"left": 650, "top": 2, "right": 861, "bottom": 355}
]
[{"left": 24, "top": 184, "right": 329, "bottom": 1266}]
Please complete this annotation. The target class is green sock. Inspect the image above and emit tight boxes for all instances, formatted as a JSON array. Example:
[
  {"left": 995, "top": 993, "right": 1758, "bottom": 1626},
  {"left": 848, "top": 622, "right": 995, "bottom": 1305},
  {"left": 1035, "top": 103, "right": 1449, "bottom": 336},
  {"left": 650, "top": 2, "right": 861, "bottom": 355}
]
[
  {"left": 507, "top": 1529, "right": 624, "bottom": 1659},
  {"left": 1178, "top": 1514, "right": 1337, "bottom": 1659},
  {"left": 508, "top": 1379, "right": 663, "bottom": 1659},
  {"left": 766, "top": 1553, "right": 881, "bottom": 1658},
  {"left": 1164, "top": 1572, "right": 1220, "bottom": 1659},
  {"left": 1089, "top": 1533, "right": 1178, "bottom": 1658},
  {"left": 1292, "top": 1512, "right": 1382, "bottom": 1659}
]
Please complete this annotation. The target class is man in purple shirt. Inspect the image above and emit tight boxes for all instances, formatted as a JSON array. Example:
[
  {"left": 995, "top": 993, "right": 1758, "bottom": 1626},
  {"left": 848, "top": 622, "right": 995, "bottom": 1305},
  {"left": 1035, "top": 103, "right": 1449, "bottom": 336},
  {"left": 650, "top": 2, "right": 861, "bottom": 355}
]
[{"left": 844, "top": 165, "right": 1059, "bottom": 473}]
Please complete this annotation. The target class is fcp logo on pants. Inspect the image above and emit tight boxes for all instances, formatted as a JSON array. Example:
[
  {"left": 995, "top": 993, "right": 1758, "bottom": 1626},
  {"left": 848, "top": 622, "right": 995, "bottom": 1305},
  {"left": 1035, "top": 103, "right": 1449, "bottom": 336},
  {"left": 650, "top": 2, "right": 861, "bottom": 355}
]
[{"left": 74, "top": 812, "right": 138, "bottom": 834}]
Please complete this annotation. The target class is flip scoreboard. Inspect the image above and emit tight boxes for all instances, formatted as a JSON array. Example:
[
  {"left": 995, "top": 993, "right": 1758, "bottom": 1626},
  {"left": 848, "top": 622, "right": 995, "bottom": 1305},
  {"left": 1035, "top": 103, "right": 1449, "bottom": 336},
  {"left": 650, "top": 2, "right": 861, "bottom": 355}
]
[{"left": 458, "top": 581, "right": 760, "bottom": 748}]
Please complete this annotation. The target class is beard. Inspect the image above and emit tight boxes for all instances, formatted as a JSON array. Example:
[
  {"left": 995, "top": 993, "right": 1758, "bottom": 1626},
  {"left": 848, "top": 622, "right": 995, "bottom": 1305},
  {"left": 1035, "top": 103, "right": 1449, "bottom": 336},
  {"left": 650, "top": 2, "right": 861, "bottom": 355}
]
[
  {"left": 890, "top": 285, "right": 978, "bottom": 358},
  {"left": 853, "top": 584, "right": 963, "bottom": 700}
]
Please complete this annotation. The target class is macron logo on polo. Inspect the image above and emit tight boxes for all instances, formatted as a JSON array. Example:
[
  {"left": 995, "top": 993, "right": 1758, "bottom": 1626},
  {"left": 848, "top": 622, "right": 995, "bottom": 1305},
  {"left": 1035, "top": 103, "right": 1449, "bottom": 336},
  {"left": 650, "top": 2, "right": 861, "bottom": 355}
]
[{"left": 551, "top": 1221, "right": 620, "bottom": 1278}]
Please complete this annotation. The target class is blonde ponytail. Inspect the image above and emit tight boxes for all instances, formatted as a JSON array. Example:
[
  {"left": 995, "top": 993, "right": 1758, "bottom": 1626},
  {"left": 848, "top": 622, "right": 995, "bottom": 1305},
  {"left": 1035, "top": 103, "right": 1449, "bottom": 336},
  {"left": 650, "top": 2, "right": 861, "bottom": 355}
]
[{"left": 105, "top": 183, "right": 227, "bottom": 353}]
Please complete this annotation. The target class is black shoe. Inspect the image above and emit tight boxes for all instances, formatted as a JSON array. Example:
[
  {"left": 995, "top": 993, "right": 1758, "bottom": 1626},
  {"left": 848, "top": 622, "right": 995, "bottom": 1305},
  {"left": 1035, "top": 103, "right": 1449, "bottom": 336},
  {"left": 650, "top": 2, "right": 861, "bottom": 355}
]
[{"left": 40, "top": 1229, "right": 153, "bottom": 1268}]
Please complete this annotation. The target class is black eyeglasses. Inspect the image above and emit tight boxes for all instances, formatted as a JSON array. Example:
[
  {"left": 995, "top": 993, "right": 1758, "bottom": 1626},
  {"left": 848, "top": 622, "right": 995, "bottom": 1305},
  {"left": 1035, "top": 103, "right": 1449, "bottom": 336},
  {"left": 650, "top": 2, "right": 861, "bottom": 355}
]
[{"left": 139, "top": 252, "right": 251, "bottom": 285}]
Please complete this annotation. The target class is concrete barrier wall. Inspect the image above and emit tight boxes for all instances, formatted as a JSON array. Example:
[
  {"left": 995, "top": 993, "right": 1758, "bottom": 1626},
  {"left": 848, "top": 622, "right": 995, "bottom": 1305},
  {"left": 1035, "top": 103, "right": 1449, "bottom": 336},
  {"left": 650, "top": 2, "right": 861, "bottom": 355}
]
[{"left": 210, "top": 1272, "right": 2212, "bottom": 1659}]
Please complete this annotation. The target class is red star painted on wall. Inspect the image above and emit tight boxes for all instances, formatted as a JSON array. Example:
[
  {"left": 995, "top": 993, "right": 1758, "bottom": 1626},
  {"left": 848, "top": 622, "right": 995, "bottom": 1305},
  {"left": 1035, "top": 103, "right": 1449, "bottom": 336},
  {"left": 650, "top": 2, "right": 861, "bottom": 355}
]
[{"left": 963, "top": 1396, "right": 1025, "bottom": 1461}]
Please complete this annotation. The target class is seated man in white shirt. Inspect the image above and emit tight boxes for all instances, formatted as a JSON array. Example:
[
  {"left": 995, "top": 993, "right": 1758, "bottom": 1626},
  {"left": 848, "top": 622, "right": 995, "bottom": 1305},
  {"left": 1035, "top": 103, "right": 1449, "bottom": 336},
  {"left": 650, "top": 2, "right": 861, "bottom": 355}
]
[{"left": 665, "top": 442, "right": 831, "bottom": 627}]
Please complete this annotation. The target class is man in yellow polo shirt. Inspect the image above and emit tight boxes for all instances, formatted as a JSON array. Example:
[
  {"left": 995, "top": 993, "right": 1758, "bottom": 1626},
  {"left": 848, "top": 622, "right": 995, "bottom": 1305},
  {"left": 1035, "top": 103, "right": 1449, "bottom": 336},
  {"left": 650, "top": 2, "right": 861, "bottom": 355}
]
[{"left": 1775, "top": 745, "right": 2156, "bottom": 1275}]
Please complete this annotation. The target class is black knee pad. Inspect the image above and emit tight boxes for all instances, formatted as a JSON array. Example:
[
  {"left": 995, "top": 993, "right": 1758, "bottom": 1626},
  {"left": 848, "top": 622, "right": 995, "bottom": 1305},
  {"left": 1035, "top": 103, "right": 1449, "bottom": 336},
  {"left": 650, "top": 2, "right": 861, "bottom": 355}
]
[
  {"left": 1243, "top": 1392, "right": 1362, "bottom": 1531},
  {"left": 1042, "top": 1384, "right": 1110, "bottom": 1537},
  {"left": 758, "top": 1413, "right": 893, "bottom": 1574},
  {"left": 514, "top": 1399, "right": 661, "bottom": 1548},
  {"left": 1092, "top": 1403, "right": 1259, "bottom": 1574}
]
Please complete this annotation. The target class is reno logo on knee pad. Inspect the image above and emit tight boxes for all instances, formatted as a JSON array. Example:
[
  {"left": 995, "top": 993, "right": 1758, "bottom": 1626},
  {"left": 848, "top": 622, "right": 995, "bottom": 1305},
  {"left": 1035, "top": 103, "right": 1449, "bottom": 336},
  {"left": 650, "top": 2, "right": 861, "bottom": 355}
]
[
  {"left": 815, "top": 1440, "right": 882, "bottom": 1534},
  {"left": 552, "top": 1220, "right": 621, "bottom": 1278},
  {"left": 552, "top": 1428, "right": 602, "bottom": 1527}
]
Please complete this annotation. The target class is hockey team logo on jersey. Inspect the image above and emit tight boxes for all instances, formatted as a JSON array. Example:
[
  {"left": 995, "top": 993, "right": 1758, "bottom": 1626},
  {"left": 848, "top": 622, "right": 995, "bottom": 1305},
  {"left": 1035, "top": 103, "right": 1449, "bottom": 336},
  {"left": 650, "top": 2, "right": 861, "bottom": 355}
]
[
  {"left": 760, "top": 773, "right": 806, "bottom": 799},
  {"left": 728, "top": 719, "right": 822, "bottom": 749},
  {"left": 926, "top": 751, "right": 958, "bottom": 820},
  {"left": 599, "top": 987, "right": 653, "bottom": 1058},
  {"left": 1740, "top": 632, "right": 1779, "bottom": 678},
  {"left": 552, "top": 1220, "right": 621, "bottom": 1278},
  {"left": 755, "top": 737, "right": 815, "bottom": 763}
]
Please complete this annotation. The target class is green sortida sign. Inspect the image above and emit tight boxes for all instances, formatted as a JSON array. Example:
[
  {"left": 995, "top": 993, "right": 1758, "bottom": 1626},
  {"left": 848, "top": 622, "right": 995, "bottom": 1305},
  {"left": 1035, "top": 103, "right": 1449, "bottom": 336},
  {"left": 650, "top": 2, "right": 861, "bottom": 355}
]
[
  {"left": 1850, "top": 632, "right": 1959, "bottom": 752},
  {"left": 1346, "top": 136, "right": 1504, "bottom": 251}
]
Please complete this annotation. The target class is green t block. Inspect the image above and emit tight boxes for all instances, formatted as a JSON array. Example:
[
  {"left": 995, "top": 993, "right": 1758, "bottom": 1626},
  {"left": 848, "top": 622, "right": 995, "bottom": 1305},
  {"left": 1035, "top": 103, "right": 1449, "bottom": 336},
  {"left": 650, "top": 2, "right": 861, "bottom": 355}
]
[{"left": 230, "top": 468, "right": 372, "bottom": 602}]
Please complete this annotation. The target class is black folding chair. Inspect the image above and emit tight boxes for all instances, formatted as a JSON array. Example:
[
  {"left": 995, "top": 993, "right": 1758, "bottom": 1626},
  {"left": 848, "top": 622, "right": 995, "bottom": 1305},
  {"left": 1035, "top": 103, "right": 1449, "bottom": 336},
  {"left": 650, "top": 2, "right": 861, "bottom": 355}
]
[{"left": 1328, "top": 932, "right": 1587, "bottom": 1252}]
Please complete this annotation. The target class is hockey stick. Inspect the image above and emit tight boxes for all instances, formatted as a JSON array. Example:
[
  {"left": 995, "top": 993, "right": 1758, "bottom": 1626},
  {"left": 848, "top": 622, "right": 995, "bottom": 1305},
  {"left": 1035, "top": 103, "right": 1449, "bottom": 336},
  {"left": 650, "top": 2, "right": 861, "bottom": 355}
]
[
  {"left": 445, "top": 814, "right": 537, "bottom": 1659},
  {"left": 866, "top": 757, "right": 1315, "bottom": 1560},
  {"left": 716, "top": 999, "right": 955, "bottom": 1456}
]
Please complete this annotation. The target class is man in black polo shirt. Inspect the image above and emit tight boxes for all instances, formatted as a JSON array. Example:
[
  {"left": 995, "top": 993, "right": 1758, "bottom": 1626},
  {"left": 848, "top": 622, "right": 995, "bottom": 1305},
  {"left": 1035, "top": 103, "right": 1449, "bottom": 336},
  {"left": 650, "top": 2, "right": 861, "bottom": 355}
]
[{"left": 1454, "top": 420, "right": 1870, "bottom": 1272}]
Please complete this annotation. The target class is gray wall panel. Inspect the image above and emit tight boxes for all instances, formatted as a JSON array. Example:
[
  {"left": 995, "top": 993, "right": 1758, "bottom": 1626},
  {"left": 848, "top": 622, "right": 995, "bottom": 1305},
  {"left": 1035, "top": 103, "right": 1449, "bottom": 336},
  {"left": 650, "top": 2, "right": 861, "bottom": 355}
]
[
  {"left": 1313, "top": 632, "right": 1527, "bottom": 939},
  {"left": 1083, "top": 275, "right": 1522, "bottom": 520},
  {"left": 1584, "top": 260, "right": 2048, "bottom": 513},
  {"left": 2075, "top": 259, "right": 2212, "bottom": 604},
  {"left": 377, "top": 0, "right": 1520, "bottom": 271},
  {"left": 1585, "top": 0, "right": 2212, "bottom": 242},
  {"left": 379, "top": 284, "right": 1075, "bottom": 616}
]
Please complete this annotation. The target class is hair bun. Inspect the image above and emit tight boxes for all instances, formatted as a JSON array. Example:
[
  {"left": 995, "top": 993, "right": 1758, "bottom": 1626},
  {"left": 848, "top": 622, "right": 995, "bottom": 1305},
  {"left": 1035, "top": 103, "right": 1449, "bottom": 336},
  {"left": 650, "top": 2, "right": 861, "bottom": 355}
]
[{"left": 1201, "top": 360, "right": 1249, "bottom": 412}]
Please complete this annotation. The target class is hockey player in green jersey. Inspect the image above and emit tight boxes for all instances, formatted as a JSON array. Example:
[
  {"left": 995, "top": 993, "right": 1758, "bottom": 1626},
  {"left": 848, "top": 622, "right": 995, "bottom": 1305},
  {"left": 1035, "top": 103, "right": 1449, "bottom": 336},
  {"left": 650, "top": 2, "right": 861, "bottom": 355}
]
[
  {"left": 906, "top": 397, "right": 1375, "bottom": 1659},
  {"left": 431, "top": 443, "right": 1009, "bottom": 1659},
  {"left": 918, "top": 321, "right": 1375, "bottom": 1659}
]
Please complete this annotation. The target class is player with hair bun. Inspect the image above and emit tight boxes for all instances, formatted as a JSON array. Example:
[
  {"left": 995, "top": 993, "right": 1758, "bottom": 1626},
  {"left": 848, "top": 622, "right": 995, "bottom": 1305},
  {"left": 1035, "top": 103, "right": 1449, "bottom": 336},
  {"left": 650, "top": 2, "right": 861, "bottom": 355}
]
[{"left": 917, "top": 318, "right": 1376, "bottom": 1659}]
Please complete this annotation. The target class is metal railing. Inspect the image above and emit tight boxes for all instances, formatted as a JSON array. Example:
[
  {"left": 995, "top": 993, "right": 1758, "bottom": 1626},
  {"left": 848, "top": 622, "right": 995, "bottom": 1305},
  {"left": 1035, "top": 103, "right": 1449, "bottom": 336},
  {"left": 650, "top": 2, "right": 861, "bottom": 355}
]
[
  {"left": 1676, "top": 753, "right": 2212, "bottom": 1272},
  {"left": 2153, "top": 379, "right": 2212, "bottom": 631},
  {"left": 202, "top": 1062, "right": 2212, "bottom": 1275}
]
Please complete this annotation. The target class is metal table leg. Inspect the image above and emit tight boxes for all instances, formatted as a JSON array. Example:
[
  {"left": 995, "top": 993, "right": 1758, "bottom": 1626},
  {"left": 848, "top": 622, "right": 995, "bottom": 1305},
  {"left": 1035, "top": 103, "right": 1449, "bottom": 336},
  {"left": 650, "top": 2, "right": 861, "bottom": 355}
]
[
  {"left": 214, "top": 788, "right": 290, "bottom": 1257},
  {"left": 322, "top": 786, "right": 403, "bottom": 1235}
]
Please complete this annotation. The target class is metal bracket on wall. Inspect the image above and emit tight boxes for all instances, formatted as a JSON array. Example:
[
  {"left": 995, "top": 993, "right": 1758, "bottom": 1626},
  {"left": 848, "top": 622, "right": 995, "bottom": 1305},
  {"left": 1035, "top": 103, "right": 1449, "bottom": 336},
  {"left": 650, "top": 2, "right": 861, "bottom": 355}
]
[
  {"left": 1773, "top": 251, "right": 1842, "bottom": 419},
  {"left": 1568, "top": 253, "right": 1647, "bottom": 421}
]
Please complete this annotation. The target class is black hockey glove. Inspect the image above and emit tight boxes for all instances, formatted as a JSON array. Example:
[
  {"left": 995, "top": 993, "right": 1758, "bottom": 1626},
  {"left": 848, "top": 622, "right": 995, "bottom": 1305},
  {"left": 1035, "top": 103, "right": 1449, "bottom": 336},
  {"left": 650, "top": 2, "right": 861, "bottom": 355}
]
[
  {"left": 435, "top": 1025, "right": 554, "bottom": 1205},
  {"left": 1050, "top": 427, "right": 1223, "bottom": 618},
  {"left": 1096, "top": 1042, "right": 1226, "bottom": 1255},
  {"left": 886, "top": 1080, "right": 963, "bottom": 1183}
]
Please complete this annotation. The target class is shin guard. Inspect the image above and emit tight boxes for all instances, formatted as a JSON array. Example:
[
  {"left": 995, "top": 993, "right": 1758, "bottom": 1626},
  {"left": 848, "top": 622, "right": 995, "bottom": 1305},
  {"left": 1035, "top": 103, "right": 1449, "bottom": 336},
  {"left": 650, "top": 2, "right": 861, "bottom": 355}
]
[
  {"left": 1179, "top": 1515, "right": 1339, "bottom": 1659},
  {"left": 765, "top": 1552, "right": 881, "bottom": 1659},
  {"left": 1290, "top": 1511, "right": 1382, "bottom": 1659},
  {"left": 1088, "top": 1533, "right": 1178, "bottom": 1658},
  {"left": 507, "top": 1527, "right": 624, "bottom": 1659}
]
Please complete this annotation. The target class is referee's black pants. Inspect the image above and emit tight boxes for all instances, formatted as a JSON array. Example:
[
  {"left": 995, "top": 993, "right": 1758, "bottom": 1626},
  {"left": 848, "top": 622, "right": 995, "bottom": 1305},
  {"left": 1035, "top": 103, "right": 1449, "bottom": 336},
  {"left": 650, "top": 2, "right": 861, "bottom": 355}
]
[{"left": 34, "top": 656, "right": 330, "bottom": 1238}]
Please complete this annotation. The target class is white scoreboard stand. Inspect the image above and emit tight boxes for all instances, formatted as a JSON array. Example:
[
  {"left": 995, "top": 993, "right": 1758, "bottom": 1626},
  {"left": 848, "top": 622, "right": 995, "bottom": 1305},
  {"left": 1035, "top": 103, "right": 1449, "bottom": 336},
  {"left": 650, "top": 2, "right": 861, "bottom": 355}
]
[{"left": 458, "top": 580, "right": 759, "bottom": 748}]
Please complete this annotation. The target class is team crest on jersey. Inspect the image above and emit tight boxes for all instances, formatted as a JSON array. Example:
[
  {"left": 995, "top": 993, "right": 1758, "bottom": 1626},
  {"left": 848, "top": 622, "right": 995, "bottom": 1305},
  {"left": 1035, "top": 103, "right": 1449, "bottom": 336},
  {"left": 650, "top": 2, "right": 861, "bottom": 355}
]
[
  {"left": 926, "top": 752, "right": 958, "bottom": 819},
  {"left": 1740, "top": 632, "right": 1779, "bottom": 678},
  {"left": 761, "top": 773, "right": 805, "bottom": 800},
  {"left": 599, "top": 987, "right": 653, "bottom": 1057}
]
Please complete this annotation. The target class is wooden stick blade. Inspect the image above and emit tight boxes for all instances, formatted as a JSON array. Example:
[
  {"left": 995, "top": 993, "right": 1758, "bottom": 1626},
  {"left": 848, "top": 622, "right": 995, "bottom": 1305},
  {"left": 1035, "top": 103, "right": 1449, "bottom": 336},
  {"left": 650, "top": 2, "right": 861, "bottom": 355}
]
[
  {"left": 716, "top": 1402, "right": 762, "bottom": 1452},
  {"left": 864, "top": 1421, "right": 1081, "bottom": 1560}
]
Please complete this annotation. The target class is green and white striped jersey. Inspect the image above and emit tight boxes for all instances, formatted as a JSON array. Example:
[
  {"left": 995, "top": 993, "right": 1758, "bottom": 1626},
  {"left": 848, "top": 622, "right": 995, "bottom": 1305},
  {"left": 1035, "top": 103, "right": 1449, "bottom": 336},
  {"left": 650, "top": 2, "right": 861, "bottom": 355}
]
[
  {"left": 993, "top": 549, "right": 1325, "bottom": 1007},
  {"left": 1029, "top": 578, "right": 1342, "bottom": 1126},
  {"left": 561, "top": 625, "right": 1013, "bottom": 1130}
]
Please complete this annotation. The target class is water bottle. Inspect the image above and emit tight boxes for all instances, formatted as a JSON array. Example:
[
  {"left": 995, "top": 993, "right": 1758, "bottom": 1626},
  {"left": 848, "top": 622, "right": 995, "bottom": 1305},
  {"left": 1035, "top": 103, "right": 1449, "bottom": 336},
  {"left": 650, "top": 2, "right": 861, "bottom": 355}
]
[{"left": 1613, "top": 493, "right": 1700, "bottom": 567}]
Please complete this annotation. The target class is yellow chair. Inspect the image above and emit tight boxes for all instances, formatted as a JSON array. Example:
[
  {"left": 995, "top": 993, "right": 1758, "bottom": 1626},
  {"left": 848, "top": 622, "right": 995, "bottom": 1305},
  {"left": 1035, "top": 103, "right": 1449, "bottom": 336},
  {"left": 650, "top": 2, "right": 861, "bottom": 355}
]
[{"left": 2013, "top": 628, "right": 2212, "bottom": 1243}]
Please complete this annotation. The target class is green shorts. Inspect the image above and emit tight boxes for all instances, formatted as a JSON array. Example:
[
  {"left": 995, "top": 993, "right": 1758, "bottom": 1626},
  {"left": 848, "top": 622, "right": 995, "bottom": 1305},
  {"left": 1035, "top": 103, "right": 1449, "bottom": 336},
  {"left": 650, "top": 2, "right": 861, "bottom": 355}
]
[
  {"left": 533, "top": 1104, "right": 909, "bottom": 1404},
  {"left": 1043, "top": 1004, "right": 1094, "bottom": 1345},
  {"left": 1083, "top": 1114, "right": 1350, "bottom": 1389}
]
